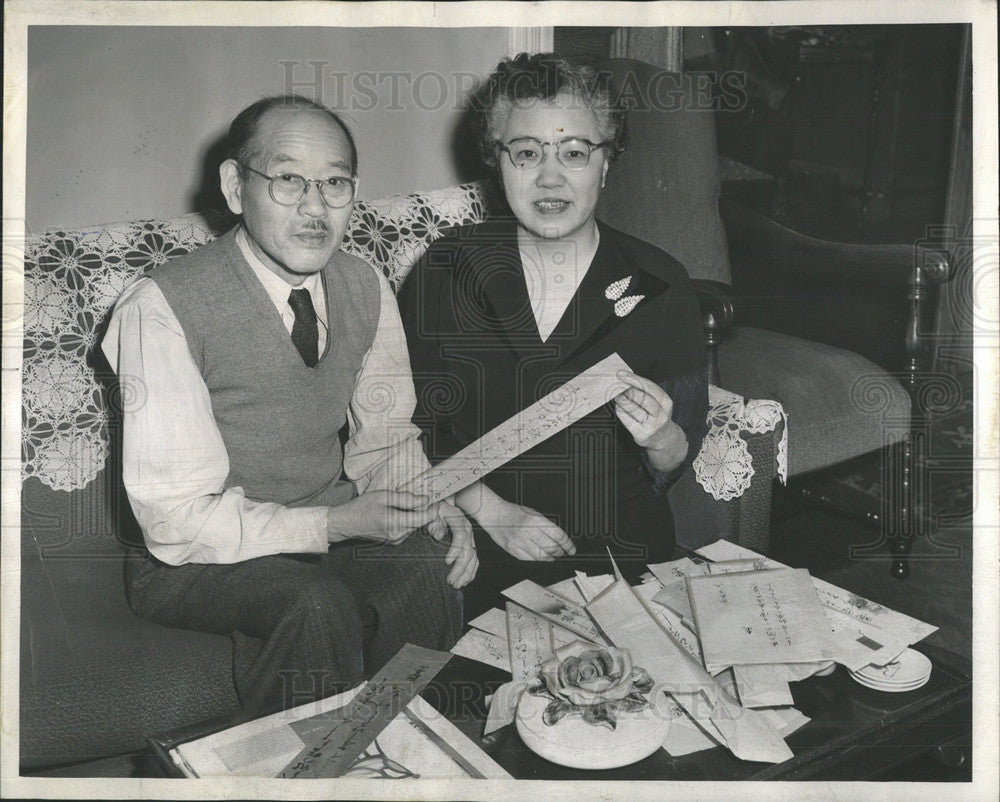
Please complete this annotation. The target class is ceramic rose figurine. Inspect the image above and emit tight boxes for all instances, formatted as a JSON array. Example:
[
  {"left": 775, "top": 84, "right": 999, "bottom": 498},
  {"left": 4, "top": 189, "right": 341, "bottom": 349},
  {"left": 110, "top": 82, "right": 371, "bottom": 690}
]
[{"left": 528, "top": 642, "right": 654, "bottom": 730}]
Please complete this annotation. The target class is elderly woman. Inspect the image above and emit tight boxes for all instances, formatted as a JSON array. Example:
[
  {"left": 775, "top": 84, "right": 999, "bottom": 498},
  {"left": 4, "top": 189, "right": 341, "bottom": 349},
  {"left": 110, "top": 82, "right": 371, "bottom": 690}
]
[{"left": 397, "top": 53, "right": 708, "bottom": 604}]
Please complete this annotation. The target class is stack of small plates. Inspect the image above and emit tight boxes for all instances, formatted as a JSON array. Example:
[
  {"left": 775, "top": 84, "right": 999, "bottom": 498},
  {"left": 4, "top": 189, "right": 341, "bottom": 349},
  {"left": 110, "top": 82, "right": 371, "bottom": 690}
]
[{"left": 849, "top": 648, "right": 932, "bottom": 692}]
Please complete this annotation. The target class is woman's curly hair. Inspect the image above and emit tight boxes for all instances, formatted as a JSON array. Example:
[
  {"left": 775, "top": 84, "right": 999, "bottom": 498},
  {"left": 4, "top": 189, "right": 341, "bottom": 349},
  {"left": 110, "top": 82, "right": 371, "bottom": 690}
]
[{"left": 476, "top": 52, "right": 628, "bottom": 169}]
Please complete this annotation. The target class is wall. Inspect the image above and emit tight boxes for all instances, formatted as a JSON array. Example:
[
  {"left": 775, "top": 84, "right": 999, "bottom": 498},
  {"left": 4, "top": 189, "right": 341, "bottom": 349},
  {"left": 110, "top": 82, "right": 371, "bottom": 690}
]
[{"left": 26, "top": 26, "right": 507, "bottom": 230}]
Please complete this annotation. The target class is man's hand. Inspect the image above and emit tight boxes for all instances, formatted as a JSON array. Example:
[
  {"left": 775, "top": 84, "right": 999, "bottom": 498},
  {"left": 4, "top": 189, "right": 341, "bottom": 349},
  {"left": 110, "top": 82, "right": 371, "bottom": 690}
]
[
  {"left": 325, "top": 490, "right": 438, "bottom": 545},
  {"left": 426, "top": 501, "right": 479, "bottom": 588},
  {"left": 614, "top": 371, "right": 688, "bottom": 473},
  {"left": 478, "top": 500, "right": 575, "bottom": 562}
]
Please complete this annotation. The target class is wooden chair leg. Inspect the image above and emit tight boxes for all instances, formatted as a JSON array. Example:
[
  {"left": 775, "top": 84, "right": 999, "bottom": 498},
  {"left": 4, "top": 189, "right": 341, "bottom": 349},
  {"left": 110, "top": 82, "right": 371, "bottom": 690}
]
[
  {"left": 886, "top": 435, "right": 915, "bottom": 579},
  {"left": 889, "top": 244, "right": 949, "bottom": 578}
]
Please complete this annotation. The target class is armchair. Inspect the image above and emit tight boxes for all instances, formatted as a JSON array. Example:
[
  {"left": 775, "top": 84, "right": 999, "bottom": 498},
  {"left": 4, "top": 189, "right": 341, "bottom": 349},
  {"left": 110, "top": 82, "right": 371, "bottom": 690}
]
[{"left": 594, "top": 58, "right": 952, "bottom": 577}]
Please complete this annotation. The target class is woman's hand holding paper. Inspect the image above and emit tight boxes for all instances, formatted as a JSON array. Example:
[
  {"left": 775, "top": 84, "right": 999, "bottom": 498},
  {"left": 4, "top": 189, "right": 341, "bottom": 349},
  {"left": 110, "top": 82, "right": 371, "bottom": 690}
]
[{"left": 614, "top": 371, "right": 689, "bottom": 473}]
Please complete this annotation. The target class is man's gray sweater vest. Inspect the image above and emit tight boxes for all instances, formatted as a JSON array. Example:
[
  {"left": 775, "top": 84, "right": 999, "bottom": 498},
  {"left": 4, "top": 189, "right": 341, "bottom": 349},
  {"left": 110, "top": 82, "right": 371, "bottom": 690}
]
[{"left": 149, "top": 228, "right": 380, "bottom": 508}]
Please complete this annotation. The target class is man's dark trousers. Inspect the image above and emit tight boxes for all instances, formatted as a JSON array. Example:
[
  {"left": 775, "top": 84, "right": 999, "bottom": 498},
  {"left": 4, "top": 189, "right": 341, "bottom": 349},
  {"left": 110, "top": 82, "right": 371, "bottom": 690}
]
[{"left": 124, "top": 531, "right": 463, "bottom": 711}]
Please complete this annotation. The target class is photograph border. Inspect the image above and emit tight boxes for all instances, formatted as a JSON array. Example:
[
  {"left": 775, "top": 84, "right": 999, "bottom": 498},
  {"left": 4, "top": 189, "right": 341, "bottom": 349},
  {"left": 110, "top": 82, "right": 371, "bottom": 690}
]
[{"left": 3, "top": 2, "right": 997, "bottom": 800}]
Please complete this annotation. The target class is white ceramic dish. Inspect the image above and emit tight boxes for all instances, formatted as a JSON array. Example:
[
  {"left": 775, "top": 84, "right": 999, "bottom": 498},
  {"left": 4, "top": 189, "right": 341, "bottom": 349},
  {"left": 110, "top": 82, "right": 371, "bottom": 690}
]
[{"left": 515, "top": 691, "right": 673, "bottom": 770}]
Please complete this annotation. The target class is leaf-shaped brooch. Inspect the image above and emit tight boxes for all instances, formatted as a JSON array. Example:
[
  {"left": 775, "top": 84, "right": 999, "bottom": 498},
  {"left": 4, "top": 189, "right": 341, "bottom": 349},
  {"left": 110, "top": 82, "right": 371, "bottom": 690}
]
[
  {"left": 605, "top": 275, "right": 632, "bottom": 300},
  {"left": 605, "top": 276, "right": 644, "bottom": 317}
]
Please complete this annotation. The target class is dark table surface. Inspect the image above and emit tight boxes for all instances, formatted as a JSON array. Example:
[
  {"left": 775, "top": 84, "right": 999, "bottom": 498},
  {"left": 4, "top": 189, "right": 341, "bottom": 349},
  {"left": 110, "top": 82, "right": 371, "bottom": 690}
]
[
  {"left": 145, "top": 645, "right": 970, "bottom": 782},
  {"left": 422, "top": 644, "right": 971, "bottom": 781}
]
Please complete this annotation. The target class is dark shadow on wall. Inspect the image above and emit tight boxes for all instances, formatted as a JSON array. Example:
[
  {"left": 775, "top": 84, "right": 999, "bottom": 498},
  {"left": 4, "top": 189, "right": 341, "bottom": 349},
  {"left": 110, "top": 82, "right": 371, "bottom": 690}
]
[
  {"left": 448, "top": 93, "right": 491, "bottom": 187},
  {"left": 450, "top": 79, "right": 509, "bottom": 215},
  {"left": 188, "top": 131, "right": 231, "bottom": 216}
]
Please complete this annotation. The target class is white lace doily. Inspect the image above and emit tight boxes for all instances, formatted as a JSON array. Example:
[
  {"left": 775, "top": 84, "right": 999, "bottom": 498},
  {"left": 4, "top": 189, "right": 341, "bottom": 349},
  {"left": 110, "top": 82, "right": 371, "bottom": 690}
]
[{"left": 693, "top": 385, "right": 789, "bottom": 502}]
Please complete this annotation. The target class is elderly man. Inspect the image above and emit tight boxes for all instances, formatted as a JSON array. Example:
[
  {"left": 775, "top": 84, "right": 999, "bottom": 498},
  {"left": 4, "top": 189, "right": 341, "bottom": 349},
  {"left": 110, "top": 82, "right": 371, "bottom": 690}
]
[{"left": 102, "top": 95, "right": 476, "bottom": 712}]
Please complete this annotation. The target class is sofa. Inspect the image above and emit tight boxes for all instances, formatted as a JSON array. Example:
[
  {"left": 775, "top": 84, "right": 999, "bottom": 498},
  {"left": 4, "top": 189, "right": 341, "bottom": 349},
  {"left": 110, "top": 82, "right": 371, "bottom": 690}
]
[{"left": 18, "top": 180, "right": 785, "bottom": 770}]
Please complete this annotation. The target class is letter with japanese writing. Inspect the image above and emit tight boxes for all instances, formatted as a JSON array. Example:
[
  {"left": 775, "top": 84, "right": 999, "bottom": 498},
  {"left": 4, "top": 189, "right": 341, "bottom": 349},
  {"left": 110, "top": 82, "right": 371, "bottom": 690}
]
[
  {"left": 483, "top": 603, "right": 554, "bottom": 736},
  {"left": 502, "top": 579, "right": 610, "bottom": 645},
  {"left": 687, "top": 568, "right": 833, "bottom": 672},
  {"left": 451, "top": 628, "right": 511, "bottom": 672},
  {"left": 695, "top": 540, "right": 935, "bottom": 666},
  {"left": 647, "top": 556, "right": 710, "bottom": 585}
]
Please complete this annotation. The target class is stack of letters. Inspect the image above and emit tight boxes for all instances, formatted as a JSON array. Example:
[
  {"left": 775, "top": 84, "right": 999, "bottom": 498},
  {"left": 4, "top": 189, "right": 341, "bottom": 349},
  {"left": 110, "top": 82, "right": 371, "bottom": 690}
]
[{"left": 451, "top": 539, "right": 937, "bottom": 764}]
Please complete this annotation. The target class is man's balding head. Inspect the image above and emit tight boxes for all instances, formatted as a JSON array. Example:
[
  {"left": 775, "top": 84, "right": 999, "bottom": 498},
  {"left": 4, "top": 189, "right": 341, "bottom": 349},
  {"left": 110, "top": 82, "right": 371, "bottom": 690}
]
[{"left": 227, "top": 95, "right": 358, "bottom": 178}]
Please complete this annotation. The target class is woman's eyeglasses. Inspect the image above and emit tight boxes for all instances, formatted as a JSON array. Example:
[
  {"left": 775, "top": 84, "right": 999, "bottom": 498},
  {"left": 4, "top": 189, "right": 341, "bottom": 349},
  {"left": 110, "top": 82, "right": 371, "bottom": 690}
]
[{"left": 498, "top": 137, "right": 608, "bottom": 170}]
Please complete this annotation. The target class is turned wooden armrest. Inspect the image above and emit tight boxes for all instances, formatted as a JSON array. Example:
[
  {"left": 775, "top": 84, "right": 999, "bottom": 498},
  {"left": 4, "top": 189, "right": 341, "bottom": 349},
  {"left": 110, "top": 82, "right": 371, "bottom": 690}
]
[{"left": 693, "top": 279, "right": 737, "bottom": 386}]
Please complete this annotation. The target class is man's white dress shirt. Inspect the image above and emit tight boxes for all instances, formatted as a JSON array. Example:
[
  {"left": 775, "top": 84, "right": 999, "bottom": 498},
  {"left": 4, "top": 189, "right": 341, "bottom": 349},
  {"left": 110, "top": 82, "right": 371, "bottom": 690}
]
[{"left": 101, "top": 227, "right": 430, "bottom": 565}]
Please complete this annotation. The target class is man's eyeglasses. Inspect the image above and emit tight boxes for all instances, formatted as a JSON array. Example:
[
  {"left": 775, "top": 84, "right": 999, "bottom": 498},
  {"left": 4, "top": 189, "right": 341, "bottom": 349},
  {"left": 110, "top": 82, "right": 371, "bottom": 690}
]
[
  {"left": 498, "top": 137, "right": 609, "bottom": 171},
  {"left": 240, "top": 164, "right": 357, "bottom": 208}
]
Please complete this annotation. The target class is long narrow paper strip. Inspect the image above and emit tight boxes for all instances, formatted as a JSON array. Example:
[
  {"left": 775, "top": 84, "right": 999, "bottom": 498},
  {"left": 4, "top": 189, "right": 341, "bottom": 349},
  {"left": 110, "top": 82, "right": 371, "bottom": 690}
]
[
  {"left": 402, "top": 353, "right": 631, "bottom": 503},
  {"left": 467, "top": 608, "right": 509, "bottom": 639},
  {"left": 399, "top": 708, "right": 490, "bottom": 779},
  {"left": 483, "top": 604, "right": 554, "bottom": 736},
  {"left": 506, "top": 602, "right": 554, "bottom": 681},
  {"left": 278, "top": 644, "right": 451, "bottom": 778},
  {"left": 632, "top": 581, "right": 703, "bottom": 662},
  {"left": 466, "top": 604, "right": 586, "bottom": 660}
]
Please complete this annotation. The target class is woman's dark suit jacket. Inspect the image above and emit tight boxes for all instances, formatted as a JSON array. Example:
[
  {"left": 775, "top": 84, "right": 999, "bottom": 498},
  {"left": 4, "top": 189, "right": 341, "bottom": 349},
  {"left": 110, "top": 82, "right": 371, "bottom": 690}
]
[{"left": 397, "top": 218, "right": 708, "bottom": 575}]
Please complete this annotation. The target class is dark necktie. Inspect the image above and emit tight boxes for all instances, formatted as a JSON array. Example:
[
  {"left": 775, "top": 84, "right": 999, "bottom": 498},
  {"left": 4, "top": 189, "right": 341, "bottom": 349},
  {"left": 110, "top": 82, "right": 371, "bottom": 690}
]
[{"left": 288, "top": 288, "right": 319, "bottom": 367}]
